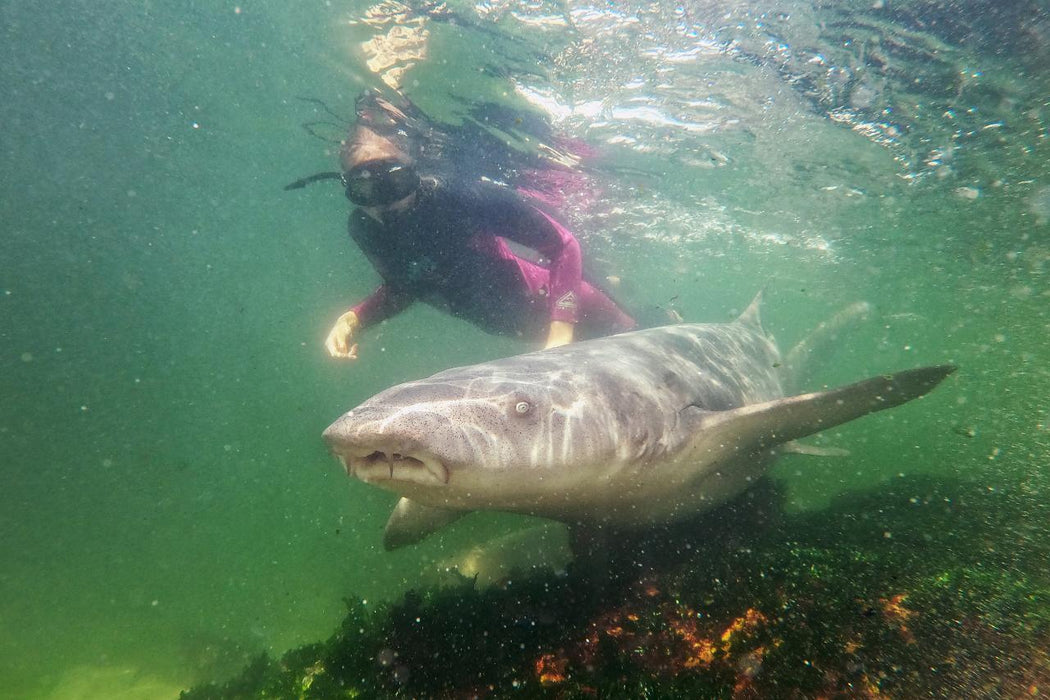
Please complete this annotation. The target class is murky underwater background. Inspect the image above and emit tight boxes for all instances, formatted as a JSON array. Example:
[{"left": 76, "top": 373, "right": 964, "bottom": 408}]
[{"left": 1, "top": 0, "right": 1048, "bottom": 696}]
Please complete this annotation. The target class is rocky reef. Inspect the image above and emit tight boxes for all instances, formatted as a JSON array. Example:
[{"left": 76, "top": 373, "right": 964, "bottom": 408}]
[{"left": 183, "top": 475, "right": 1050, "bottom": 698}]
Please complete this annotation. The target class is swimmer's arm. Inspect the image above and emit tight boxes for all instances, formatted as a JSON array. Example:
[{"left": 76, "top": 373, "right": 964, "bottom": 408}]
[
  {"left": 544, "top": 320, "right": 575, "bottom": 349},
  {"left": 474, "top": 187, "right": 581, "bottom": 347},
  {"left": 351, "top": 284, "right": 414, "bottom": 327},
  {"left": 325, "top": 284, "right": 414, "bottom": 360}
]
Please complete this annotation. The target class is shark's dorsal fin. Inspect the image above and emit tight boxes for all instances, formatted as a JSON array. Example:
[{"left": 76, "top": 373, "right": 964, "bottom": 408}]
[
  {"left": 679, "top": 364, "right": 956, "bottom": 465},
  {"left": 734, "top": 290, "right": 765, "bottom": 332},
  {"left": 383, "top": 497, "right": 468, "bottom": 550}
]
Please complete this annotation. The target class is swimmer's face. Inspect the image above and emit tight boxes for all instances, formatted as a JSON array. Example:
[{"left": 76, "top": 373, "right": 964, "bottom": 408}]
[
  {"left": 342, "top": 158, "right": 419, "bottom": 209},
  {"left": 340, "top": 126, "right": 407, "bottom": 171},
  {"left": 341, "top": 96, "right": 419, "bottom": 212}
]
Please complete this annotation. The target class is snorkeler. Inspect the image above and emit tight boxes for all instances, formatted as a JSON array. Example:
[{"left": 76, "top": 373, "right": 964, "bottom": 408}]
[{"left": 291, "top": 91, "right": 637, "bottom": 361}]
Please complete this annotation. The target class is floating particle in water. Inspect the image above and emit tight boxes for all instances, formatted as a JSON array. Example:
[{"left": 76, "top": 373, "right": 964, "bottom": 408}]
[
  {"left": 376, "top": 648, "right": 396, "bottom": 667},
  {"left": 1029, "top": 185, "right": 1050, "bottom": 224}
]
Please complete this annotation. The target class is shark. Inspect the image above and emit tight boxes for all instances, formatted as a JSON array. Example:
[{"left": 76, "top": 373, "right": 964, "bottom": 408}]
[{"left": 323, "top": 293, "right": 955, "bottom": 550}]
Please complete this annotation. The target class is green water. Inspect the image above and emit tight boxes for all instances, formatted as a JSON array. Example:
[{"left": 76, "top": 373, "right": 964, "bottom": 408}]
[{"left": 1, "top": 0, "right": 1047, "bottom": 697}]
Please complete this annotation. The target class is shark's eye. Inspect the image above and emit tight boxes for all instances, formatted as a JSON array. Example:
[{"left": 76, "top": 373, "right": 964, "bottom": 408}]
[{"left": 514, "top": 401, "right": 531, "bottom": 415}]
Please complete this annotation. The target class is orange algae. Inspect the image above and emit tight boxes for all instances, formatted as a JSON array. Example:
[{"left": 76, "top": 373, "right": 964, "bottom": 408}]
[
  {"left": 535, "top": 653, "right": 568, "bottom": 685},
  {"left": 879, "top": 593, "right": 916, "bottom": 644},
  {"left": 722, "top": 608, "right": 768, "bottom": 644}
]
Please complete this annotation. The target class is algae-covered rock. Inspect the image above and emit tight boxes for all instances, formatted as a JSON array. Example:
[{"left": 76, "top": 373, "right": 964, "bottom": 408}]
[{"left": 183, "top": 476, "right": 1050, "bottom": 698}]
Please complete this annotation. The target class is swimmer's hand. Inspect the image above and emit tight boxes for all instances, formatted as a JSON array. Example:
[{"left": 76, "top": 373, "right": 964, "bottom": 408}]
[
  {"left": 543, "top": 320, "right": 575, "bottom": 350},
  {"left": 325, "top": 310, "right": 360, "bottom": 360}
]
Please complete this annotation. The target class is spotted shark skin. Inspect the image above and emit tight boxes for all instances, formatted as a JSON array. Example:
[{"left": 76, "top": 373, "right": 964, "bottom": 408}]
[{"left": 323, "top": 294, "right": 955, "bottom": 548}]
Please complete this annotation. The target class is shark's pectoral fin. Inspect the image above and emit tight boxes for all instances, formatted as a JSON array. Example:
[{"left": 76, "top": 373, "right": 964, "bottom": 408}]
[
  {"left": 383, "top": 497, "right": 468, "bottom": 550},
  {"left": 782, "top": 441, "right": 850, "bottom": 457},
  {"left": 680, "top": 364, "right": 957, "bottom": 462}
]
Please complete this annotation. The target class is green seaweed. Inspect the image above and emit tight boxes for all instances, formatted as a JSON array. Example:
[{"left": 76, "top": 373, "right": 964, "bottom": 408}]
[{"left": 183, "top": 475, "right": 1050, "bottom": 698}]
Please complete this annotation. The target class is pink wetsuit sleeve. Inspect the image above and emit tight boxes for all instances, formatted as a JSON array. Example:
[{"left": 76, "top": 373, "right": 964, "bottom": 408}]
[
  {"left": 530, "top": 210, "right": 582, "bottom": 324},
  {"left": 350, "top": 284, "right": 413, "bottom": 328}
]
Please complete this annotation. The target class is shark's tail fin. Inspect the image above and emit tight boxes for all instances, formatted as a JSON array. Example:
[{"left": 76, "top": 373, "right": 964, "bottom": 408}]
[{"left": 782, "top": 301, "right": 872, "bottom": 390}]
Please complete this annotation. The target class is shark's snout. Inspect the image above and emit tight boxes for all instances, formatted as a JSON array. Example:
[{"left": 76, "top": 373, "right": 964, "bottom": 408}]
[{"left": 323, "top": 412, "right": 452, "bottom": 487}]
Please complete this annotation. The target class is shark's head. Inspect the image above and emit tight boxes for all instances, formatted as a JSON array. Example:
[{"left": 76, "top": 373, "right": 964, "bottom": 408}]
[{"left": 322, "top": 347, "right": 673, "bottom": 510}]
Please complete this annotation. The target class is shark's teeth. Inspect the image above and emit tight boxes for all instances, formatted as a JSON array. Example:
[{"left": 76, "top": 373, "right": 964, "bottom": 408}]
[
  {"left": 418, "top": 454, "right": 450, "bottom": 485},
  {"left": 337, "top": 448, "right": 449, "bottom": 487}
]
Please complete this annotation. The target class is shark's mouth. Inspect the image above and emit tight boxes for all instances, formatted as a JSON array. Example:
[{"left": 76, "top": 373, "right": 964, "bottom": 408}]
[{"left": 334, "top": 448, "right": 449, "bottom": 487}]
